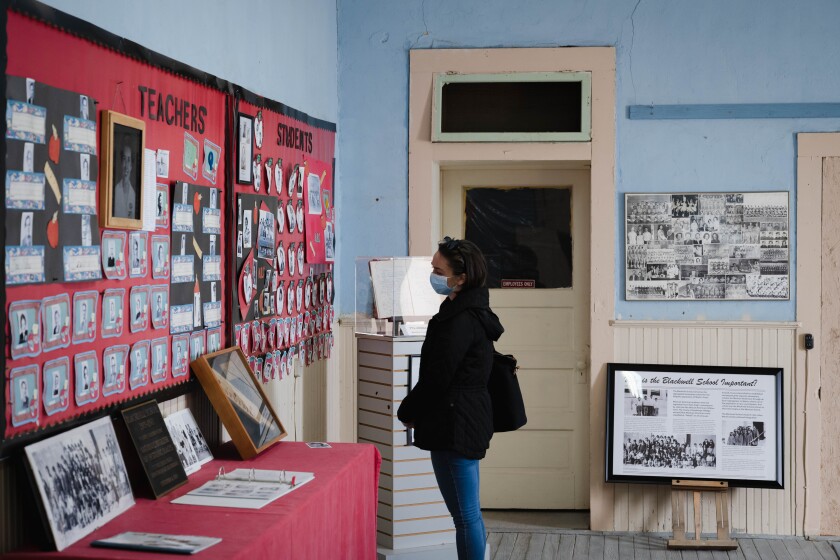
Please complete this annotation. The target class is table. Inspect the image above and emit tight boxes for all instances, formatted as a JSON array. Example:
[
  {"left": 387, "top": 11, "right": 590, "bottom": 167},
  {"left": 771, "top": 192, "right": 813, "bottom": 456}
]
[{"left": 7, "top": 441, "right": 381, "bottom": 560}]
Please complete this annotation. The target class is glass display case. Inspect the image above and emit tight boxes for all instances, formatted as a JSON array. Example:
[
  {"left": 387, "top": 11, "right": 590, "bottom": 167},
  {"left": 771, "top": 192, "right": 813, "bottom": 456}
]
[{"left": 354, "top": 256, "right": 442, "bottom": 336}]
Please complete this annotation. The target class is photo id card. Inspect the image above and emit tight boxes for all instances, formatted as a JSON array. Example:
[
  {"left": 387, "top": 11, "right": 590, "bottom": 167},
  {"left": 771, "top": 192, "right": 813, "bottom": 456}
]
[
  {"left": 10, "top": 299, "right": 42, "bottom": 359},
  {"left": 10, "top": 364, "right": 39, "bottom": 428},
  {"left": 74, "top": 350, "right": 100, "bottom": 406},
  {"left": 172, "top": 334, "right": 190, "bottom": 377},
  {"left": 101, "top": 230, "right": 127, "bottom": 280},
  {"left": 43, "top": 357, "right": 70, "bottom": 416},
  {"left": 102, "top": 288, "right": 125, "bottom": 339},
  {"left": 155, "top": 183, "right": 170, "bottom": 229},
  {"left": 128, "top": 231, "right": 148, "bottom": 278},
  {"left": 129, "top": 285, "right": 150, "bottom": 333},
  {"left": 151, "top": 337, "right": 169, "bottom": 384},
  {"left": 129, "top": 340, "right": 150, "bottom": 390},
  {"left": 103, "top": 345, "right": 128, "bottom": 397},
  {"left": 151, "top": 235, "right": 171, "bottom": 279},
  {"left": 42, "top": 293, "right": 71, "bottom": 352},
  {"left": 189, "top": 330, "right": 206, "bottom": 362},
  {"left": 150, "top": 286, "right": 169, "bottom": 330}
]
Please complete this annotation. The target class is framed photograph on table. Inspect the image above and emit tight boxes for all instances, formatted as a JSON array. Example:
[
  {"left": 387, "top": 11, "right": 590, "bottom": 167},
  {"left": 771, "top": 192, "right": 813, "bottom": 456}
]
[
  {"left": 236, "top": 113, "right": 253, "bottom": 184},
  {"left": 24, "top": 416, "right": 135, "bottom": 551},
  {"left": 100, "top": 111, "right": 146, "bottom": 229},
  {"left": 605, "top": 362, "right": 784, "bottom": 489},
  {"left": 191, "top": 346, "right": 286, "bottom": 459}
]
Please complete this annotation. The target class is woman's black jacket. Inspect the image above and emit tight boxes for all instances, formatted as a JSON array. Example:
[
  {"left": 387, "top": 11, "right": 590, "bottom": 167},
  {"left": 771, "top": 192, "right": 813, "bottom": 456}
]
[{"left": 397, "top": 286, "right": 503, "bottom": 460}]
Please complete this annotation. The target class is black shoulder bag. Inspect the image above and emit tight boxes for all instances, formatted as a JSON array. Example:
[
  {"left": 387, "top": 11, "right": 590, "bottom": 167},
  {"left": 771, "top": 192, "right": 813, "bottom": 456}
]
[{"left": 488, "top": 349, "right": 527, "bottom": 432}]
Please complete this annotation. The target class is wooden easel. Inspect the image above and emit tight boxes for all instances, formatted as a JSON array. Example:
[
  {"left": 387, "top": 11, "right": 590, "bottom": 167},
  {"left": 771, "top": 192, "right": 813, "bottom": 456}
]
[{"left": 668, "top": 479, "right": 738, "bottom": 550}]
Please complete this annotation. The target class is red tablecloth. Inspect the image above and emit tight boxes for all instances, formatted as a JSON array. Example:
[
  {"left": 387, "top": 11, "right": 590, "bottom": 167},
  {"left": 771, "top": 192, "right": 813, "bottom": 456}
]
[{"left": 7, "top": 442, "right": 381, "bottom": 560}]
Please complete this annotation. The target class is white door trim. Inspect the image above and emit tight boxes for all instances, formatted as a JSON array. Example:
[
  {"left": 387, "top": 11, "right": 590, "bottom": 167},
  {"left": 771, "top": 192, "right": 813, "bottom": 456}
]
[{"left": 408, "top": 47, "right": 616, "bottom": 528}]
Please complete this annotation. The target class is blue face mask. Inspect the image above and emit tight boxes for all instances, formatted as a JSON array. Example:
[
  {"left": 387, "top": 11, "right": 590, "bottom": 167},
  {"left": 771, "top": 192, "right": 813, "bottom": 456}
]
[{"left": 429, "top": 272, "right": 454, "bottom": 295}]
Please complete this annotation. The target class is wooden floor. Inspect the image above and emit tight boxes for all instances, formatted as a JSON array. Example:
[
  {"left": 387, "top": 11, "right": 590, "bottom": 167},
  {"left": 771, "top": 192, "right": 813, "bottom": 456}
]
[{"left": 486, "top": 531, "right": 839, "bottom": 560}]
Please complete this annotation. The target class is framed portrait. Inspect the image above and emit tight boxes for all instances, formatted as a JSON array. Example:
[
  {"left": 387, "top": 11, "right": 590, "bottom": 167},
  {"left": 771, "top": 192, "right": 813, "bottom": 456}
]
[
  {"left": 103, "top": 345, "right": 128, "bottom": 397},
  {"left": 43, "top": 357, "right": 70, "bottom": 416},
  {"left": 24, "top": 416, "right": 134, "bottom": 551},
  {"left": 100, "top": 110, "right": 146, "bottom": 229},
  {"left": 236, "top": 113, "right": 253, "bottom": 184},
  {"left": 151, "top": 337, "right": 169, "bottom": 384},
  {"left": 72, "top": 290, "right": 98, "bottom": 345},
  {"left": 605, "top": 362, "right": 784, "bottom": 489},
  {"left": 74, "top": 350, "right": 100, "bottom": 406},
  {"left": 191, "top": 347, "right": 287, "bottom": 459}
]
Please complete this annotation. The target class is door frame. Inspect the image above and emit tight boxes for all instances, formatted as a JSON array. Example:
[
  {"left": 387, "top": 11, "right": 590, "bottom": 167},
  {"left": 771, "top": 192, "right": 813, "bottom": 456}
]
[
  {"left": 408, "top": 47, "right": 616, "bottom": 527},
  {"left": 796, "top": 132, "right": 840, "bottom": 536}
]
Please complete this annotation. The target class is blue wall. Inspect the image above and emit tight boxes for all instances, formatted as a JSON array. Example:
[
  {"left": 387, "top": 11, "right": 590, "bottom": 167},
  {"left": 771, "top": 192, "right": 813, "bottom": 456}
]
[
  {"left": 39, "top": 0, "right": 338, "bottom": 124},
  {"left": 336, "top": 0, "right": 840, "bottom": 320}
]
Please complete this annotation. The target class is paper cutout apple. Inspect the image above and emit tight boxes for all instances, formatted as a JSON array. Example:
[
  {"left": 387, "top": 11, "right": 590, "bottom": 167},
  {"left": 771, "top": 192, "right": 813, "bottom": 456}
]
[
  {"left": 48, "top": 125, "right": 60, "bottom": 164},
  {"left": 47, "top": 211, "right": 59, "bottom": 248}
]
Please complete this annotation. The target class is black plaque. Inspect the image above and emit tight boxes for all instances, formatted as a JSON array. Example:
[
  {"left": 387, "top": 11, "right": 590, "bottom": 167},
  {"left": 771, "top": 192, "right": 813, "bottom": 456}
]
[{"left": 120, "top": 400, "right": 188, "bottom": 498}]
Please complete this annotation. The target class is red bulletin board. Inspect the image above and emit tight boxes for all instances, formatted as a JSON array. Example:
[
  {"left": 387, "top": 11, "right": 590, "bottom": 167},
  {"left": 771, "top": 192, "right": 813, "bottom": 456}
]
[
  {"left": 3, "top": 9, "right": 228, "bottom": 440},
  {"left": 230, "top": 99, "right": 335, "bottom": 381}
]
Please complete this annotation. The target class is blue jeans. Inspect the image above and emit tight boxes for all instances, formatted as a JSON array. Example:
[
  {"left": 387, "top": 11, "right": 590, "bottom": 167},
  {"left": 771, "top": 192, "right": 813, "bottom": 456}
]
[{"left": 430, "top": 450, "right": 486, "bottom": 560}]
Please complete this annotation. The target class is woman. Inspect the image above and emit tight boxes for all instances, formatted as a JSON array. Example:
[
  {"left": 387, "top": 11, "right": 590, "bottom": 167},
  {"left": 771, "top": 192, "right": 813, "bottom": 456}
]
[{"left": 397, "top": 237, "right": 503, "bottom": 560}]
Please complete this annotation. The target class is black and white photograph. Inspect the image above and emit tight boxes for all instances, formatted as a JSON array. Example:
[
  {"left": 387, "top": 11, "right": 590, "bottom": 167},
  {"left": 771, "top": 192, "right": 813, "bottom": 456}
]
[
  {"left": 111, "top": 123, "right": 143, "bottom": 221},
  {"left": 625, "top": 192, "right": 790, "bottom": 300},
  {"left": 128, "top": 231, "right": 148, "bottom": 278},
  {"left": 242, "top": 211, "right": 252, "bottom": 249},
  {"left": 101, "top": 288, "right": 124, "bottom": 338},
  {"left": 623, "top": 388, "right": 669, "bottom": 417},
  {"left": 24, "top": 417, "right": 134, "bottom": 551},
  {"left": 74, "top": 351, "right": 99, "bottom": 405},
  {"left": 20, "top": 212, "right": 33, "bottom": 246},
  {"left": 164, "top": 409, "right": 213, "bottom": 475},
  {"left": 607, "top": 362, "right": 784, "bottom": 487},
  {"left": 80, "top": 153, "right": 90, "bottom": 181},
  {"left": 623, "top": 432, "right": 716, "bottom": 469},
  {"left": 10, "top": 300, "right": 41, "bottom": 359},
  {"left": 23, "top": 142, "right": 34, "bottom": 173},
  {"left": 724, "top": 420, "right": 766, "bottom": 447},
  {"left": 237, "top": 113, "right": 253, "bottom": 184}
]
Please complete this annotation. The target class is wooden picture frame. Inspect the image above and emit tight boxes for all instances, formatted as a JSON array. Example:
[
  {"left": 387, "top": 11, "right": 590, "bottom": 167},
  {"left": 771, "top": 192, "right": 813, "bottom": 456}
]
[
  {"left": 236, "top": 113, "right": 253, "bottom": 184},
  {"left": 605, "top": 362, "right": 784, "bottom": 489},
  {"left": 191, "top": 346, "right": 286, "bottom": 459},
  {"left": 100, "top": 110, "right": 146, "bottom": 229}
]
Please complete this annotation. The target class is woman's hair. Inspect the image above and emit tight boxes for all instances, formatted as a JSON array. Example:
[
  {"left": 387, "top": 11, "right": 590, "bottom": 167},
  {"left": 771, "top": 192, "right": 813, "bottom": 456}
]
[{"left": 438, "top": 236, "right": 487, "bottom": 290}]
